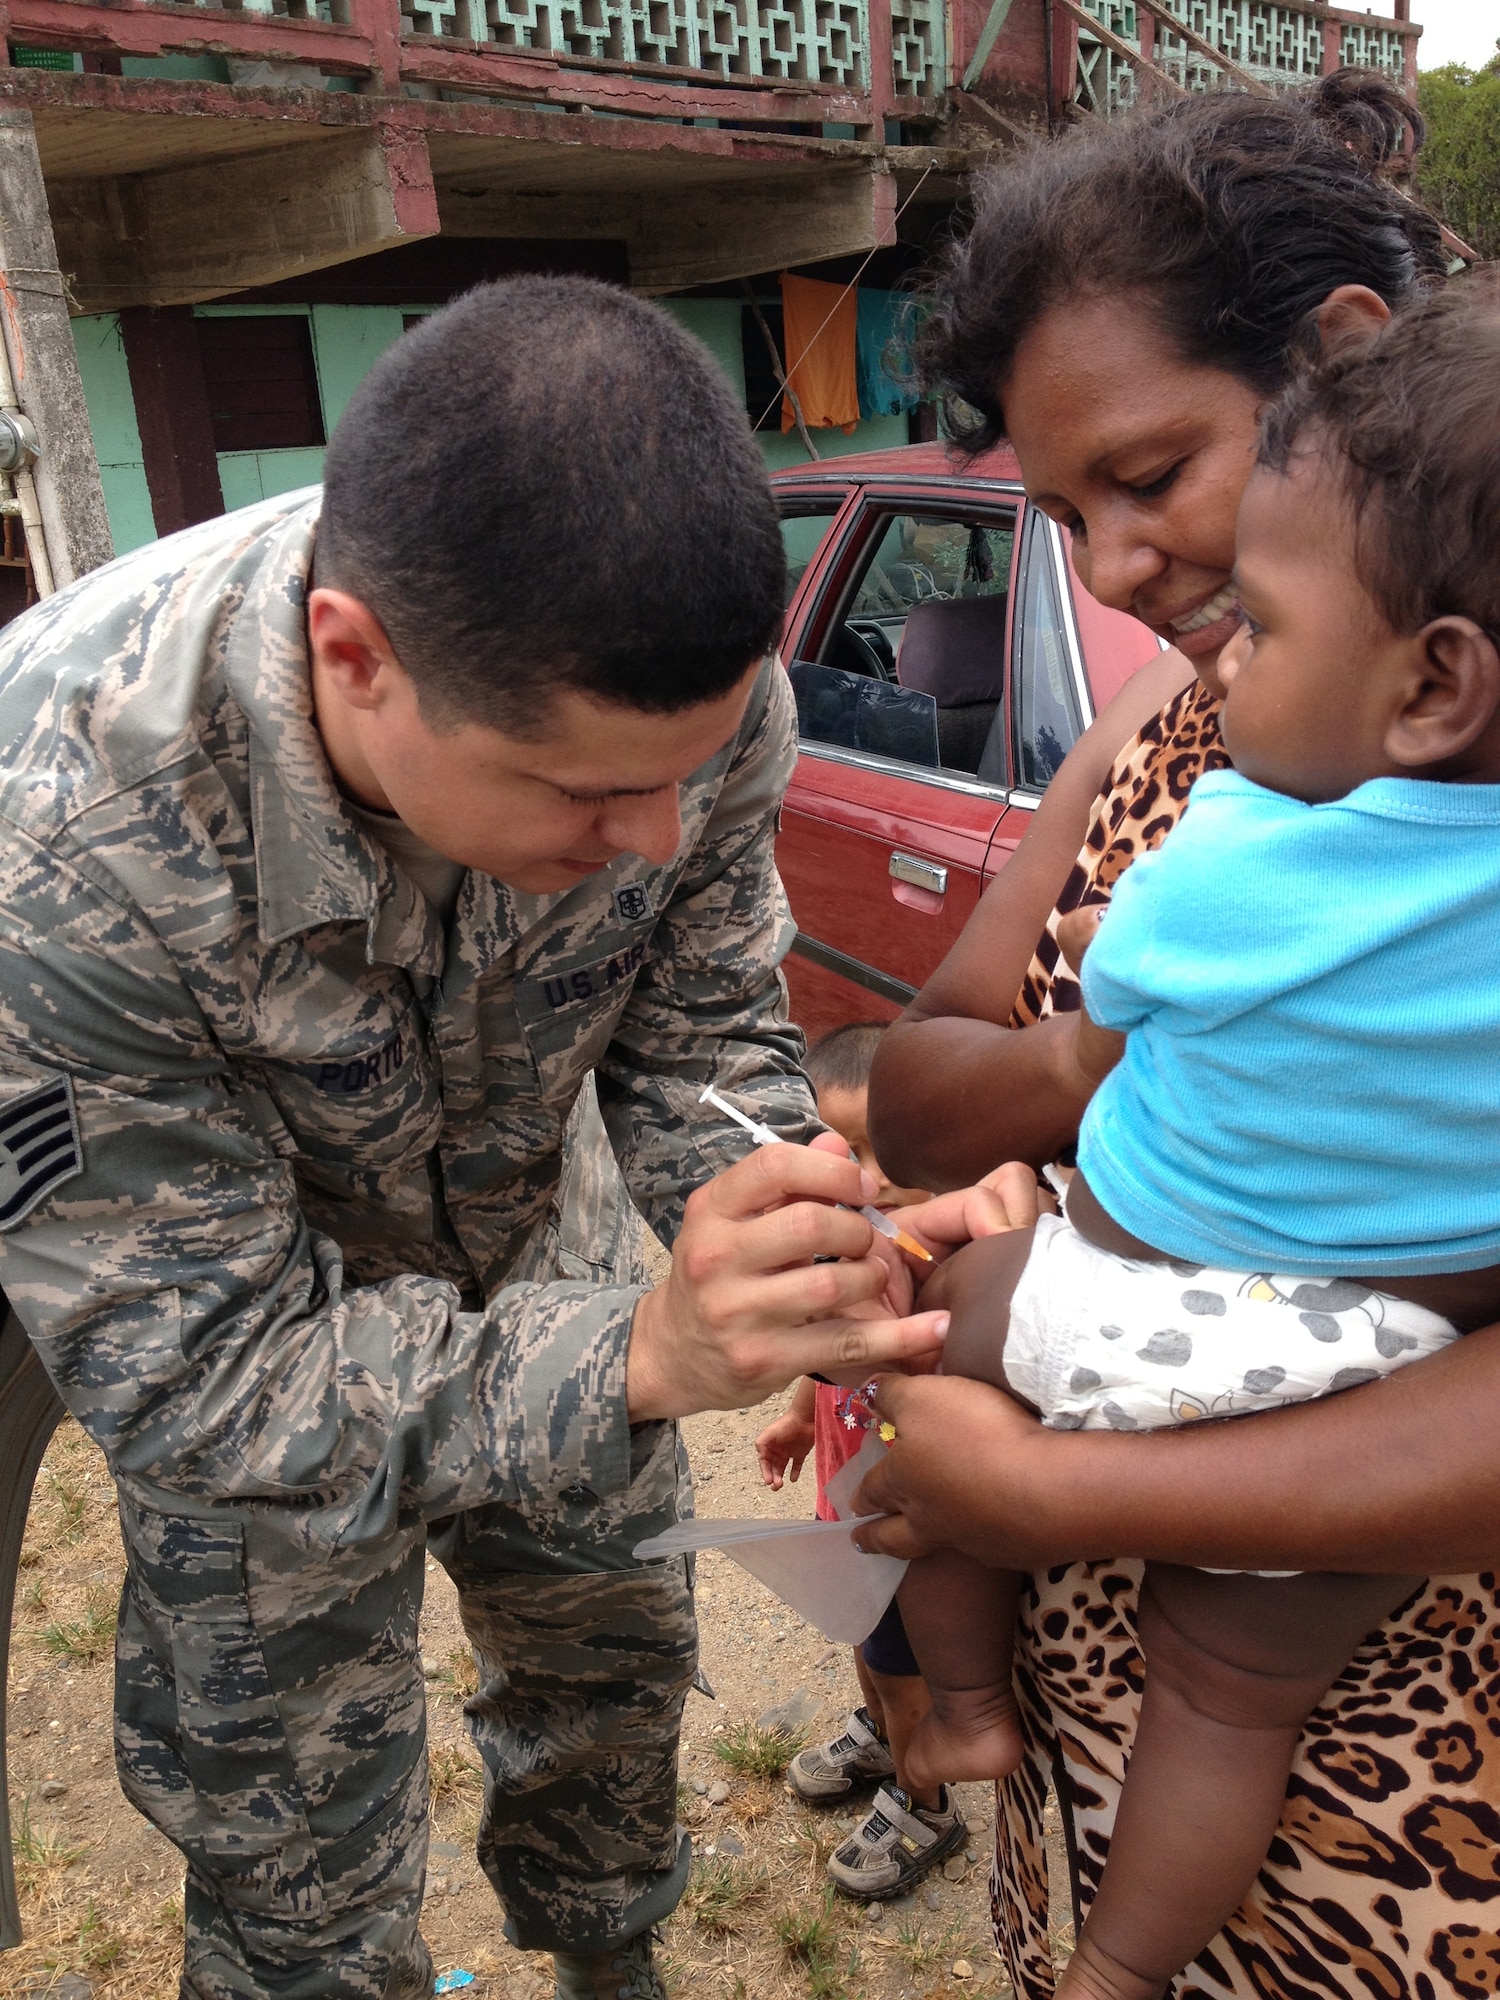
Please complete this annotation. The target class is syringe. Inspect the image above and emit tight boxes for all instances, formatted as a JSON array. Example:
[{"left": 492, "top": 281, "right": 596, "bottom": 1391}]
[{"left": 700, "top": 1084, "right": 934, "bottom": 1262}]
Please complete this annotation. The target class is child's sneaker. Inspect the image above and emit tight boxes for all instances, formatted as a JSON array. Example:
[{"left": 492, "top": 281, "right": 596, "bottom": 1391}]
[
  {"left": 787, "top": 1706, "right": 897, "bottom": 1802},
  {"left": 825, "top": 1784, "right": 967, "bottom": 1900}
]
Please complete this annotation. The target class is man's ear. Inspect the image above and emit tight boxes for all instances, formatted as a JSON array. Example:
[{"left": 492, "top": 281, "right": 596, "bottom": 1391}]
[
  {"left": 306, "top": 587, "right": 402, "bottom": 712},
  {"left": 1385, "top": 617, "right": 1500, "bottom": 770},
  {"left": 1312, "top": 285, "right": 1392, "bottom": 362}
]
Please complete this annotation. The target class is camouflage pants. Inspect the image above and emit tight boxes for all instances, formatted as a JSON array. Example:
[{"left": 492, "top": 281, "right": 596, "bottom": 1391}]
[{"left": 112, "top": 1419, "right": 696, "bottom": 2000}]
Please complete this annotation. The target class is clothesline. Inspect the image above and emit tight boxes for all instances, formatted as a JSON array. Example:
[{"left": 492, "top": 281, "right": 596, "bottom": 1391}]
[{"left": 750, "top": 162, "right": 936, "bottom": 439}]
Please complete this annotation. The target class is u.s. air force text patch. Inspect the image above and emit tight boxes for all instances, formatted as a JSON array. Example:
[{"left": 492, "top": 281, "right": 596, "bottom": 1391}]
[{"left": 0, "top": 1075, "right": 83, "bottom": 1230}]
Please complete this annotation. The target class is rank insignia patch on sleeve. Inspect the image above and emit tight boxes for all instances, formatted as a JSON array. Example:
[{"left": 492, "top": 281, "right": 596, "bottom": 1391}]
[{"left": 0, "top": 1076, "right": 83, "bottom": 1230}]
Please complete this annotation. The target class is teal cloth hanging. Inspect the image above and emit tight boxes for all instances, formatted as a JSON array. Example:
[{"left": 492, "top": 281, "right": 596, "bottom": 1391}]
[{"left": 856, "top": 290, "right": 922, "bottom": 419}]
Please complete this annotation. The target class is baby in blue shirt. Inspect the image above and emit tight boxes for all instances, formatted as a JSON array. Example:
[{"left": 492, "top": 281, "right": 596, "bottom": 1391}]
[{"left": 895, "top": 291, "right": 1500, "bottom": 2000}]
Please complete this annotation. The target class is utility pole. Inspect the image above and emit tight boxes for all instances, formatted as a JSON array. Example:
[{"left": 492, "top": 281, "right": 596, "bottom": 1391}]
[{"left": 0, "top": 107, "right": 112, "bottom": 594}]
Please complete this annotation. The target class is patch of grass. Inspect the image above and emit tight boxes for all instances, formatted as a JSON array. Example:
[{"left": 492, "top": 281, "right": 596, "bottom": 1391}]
[
  {"left": 712, "top": 1719, "right": 808, "bottom": 1782},
  {"left": 46, "top": 1467, "right": 90, "bottom": 1544},
  {"left": 11, "top": 1797, "right": 87, "bottom": 1895},
  {"left": 775, "top": 1888, "right": 865, "bottom": 1998},
  {"left": 21, "top": 1572, "right": 47, "bottom": 1614},
  {"left": 882, "top": 1915, "right": 965, "bottom": 1975},
  {"left": 441, "top": 1646, "right": 479, "bottom": 1698},
  {"left": 42, "top": 1585, "right": 117, "bottom": 1664},
  {"left": 791, "top": 1811, "right": 841, "bottom": 1869},
  {"left": 428, "top": 1744, "right": 483, "bottom": 1803},
  {"left": 77, "top": 1897, "right": 128, "bottom": 1971},
  {"left": 680, "top": 1854, "right": 768, "bottom": 1937}
]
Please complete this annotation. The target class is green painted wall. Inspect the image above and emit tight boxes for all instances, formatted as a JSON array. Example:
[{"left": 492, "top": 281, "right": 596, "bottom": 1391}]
[
  {"left": 70, "top": 314, "right": 155, "bottom": 555},
  {"left": 659, "top": 298, "right": 747, "bottom": 405},
  {"left": 72, "top": 291, "right": 906, "bottom": 557}
]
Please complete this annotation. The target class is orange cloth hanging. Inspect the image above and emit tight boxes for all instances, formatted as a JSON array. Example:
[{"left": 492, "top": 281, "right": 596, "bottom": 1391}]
[{"left": 779, "top": 274, "right": 859, "bottom": 434}]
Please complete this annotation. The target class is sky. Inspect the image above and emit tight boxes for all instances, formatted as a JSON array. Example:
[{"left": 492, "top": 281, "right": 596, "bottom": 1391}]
[{"left": 1413, "top": 0, "right": 1499, "bottom": 69}]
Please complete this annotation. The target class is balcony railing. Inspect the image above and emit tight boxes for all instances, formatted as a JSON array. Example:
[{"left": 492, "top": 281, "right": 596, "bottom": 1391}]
[
  {"left": 6, "top": 0, "right": 950, "bottom": 122},
  {"left": 396, "top": 0, "right": 945, "bottom": 94},
  {"left": 1073, "top": 0, "right": 1412, "bottom": 115}
]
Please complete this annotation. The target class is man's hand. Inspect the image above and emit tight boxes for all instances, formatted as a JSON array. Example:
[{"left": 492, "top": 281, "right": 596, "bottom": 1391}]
[
  {"left": 848, "top": 1372, "right": 1072, "bottom": 1565},
  {"left": 626, "top": 1140, "right": 950, "bottom": 1421}
]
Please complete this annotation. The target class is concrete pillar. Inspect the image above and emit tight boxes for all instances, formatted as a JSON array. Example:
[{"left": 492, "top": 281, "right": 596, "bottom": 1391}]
[{"left": 0, "top": 107, "right": 114, "bottom": 586}]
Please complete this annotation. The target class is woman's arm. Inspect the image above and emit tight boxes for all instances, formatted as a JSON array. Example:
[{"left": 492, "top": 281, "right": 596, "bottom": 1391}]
[
  {"left": 869, "top": 649, "right": 1193, "bottom": 1191},
  {"left": 854, "top": 1326, "right": 1500, "bottom": 1576}
]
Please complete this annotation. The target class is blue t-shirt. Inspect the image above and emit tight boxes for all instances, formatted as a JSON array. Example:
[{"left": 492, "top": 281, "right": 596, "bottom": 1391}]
[{"left": 1077, "top": 769, "right": 1500, "bottom": 1276}]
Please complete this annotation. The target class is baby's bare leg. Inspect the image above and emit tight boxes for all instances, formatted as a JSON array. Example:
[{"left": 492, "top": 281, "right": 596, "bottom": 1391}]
[
  {"left": 896, "top": 1229, "right": 1038, "bottom": 1789},
  {"left": 897, "top": 1554, "right": 1025, "bottom": 1788},
  {"left": 1059, "top": 1564, "right": 1423, "bottom": 2000}
]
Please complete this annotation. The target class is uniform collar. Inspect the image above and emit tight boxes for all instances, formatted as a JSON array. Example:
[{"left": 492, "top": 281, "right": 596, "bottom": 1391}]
[{"left": 225, "top": 495, "right": 442, "bottom": 979}]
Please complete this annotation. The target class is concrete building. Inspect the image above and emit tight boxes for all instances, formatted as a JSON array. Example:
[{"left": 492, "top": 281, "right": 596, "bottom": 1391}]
[{"left": 0, "top": 0, "right": 1420, "bottom": 567}]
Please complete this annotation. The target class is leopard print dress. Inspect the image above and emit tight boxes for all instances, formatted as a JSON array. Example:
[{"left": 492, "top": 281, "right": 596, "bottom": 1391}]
[{"left": 992, "top": 678, "right": 1500, "bottom": 2000}]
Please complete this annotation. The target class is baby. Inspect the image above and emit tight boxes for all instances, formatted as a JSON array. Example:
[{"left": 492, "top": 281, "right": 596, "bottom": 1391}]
[{"left": 896, "top": 290, "right": 1500, "bottom": 2000}]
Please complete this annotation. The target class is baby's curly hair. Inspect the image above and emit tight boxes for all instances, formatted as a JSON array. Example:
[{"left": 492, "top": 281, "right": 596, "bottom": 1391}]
[{"left": 1258, "top": 281, "right": 1500, "bottom": 643}]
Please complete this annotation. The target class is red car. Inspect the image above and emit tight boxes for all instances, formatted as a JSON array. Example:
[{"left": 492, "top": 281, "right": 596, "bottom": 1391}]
[{"left": 772, "top": 442, "right": 1164, "bottom": 1041}]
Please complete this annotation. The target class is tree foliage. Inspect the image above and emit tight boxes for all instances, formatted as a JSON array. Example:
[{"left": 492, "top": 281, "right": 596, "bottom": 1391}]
[{"left": 1416, "top": 55, "right": 1500, "bottom": 261}]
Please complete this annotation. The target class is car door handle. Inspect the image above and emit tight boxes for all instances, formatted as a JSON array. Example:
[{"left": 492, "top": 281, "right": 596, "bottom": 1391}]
[{"left": 889, "top": 852, "right": 948, "bottom": 895}]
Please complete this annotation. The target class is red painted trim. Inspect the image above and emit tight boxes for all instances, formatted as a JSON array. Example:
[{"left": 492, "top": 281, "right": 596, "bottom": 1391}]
[
  {"left": 399, "top": 41, "right": 870, "bottom": 121},
  {"left": 865, "top": 0, "right": 895, "bottom": 124},
  {"left": 9, "top": 0, "right": 375, "bottom": 69},
  {"left": 377, "top": 117, "right": 439, "bottom": 235}
]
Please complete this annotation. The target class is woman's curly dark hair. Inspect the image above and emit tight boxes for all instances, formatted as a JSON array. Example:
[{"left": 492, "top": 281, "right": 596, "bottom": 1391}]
[{"left": 918, "top": 69, "right": 1449, "bottom": 455}]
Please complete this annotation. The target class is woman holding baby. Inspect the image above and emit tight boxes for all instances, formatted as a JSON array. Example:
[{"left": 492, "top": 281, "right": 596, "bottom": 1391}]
[{"left": 853, "top": 70, "right": 1500, "bottom": 2000}]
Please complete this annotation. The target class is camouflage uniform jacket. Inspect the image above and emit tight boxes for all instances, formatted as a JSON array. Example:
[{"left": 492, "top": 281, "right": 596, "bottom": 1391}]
[{"left": 0, "top": 492, "right": 816, "bottom": 1549}]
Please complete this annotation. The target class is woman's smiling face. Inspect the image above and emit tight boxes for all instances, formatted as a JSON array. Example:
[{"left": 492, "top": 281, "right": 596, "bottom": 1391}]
[{"left": 1001, "top": 292, "right": 1264, "bottom": 693}]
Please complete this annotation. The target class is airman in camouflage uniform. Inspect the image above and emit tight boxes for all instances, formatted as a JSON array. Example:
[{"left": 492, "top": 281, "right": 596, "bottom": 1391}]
[{"left": 0, "top": 483, "right": 821, "bottom": 1998}]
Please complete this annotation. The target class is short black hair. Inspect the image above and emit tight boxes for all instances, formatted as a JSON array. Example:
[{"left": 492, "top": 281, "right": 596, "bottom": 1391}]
[
  {"left": 806, "top": 1021, "right": 888, "bottom": 1096},
  {"left": 317, "top": 276, "right": 786, "bottom": 732},
  {"left": 918, "top": 69, "right": 1447, "bottom": 457},
  {"left": 1258, "top": 281, "right": 1500, "bottom": 643}
]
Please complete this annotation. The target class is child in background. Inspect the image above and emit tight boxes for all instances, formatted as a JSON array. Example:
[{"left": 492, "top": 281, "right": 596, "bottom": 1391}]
[
  {"left": 896, "top": 293, "right": 1500, "bottom": 2000},
  {"left": 754, "top": 1022, "right": 965, "bottom": 1899}
]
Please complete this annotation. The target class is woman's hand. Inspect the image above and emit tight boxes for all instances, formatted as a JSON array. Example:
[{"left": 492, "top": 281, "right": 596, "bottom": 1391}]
[
  {"left": 886, "top": 1160, "right": 1054, "bottom": 1266},
  {"left": 848, "top": 1372, "right": 1063, "bottom": 1563},
  {"left": 1056, "top": 905, "right": 1126, "bottom": 1087}
]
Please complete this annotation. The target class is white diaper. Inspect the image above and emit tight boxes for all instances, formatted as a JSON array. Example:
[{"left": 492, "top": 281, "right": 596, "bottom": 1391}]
[{"left": 1005, "top": 1212, "right": 1459, "bottom": 1435}]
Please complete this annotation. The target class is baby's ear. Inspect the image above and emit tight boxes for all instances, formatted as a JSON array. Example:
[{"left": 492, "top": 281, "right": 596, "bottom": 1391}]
[{"left": 1385, "top": 617, "right": 1500, "bottom": 773}]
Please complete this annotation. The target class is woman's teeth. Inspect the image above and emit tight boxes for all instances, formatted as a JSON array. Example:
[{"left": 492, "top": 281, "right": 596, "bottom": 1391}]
[{"left": 1171, "top": 584, "right": 1240, "bottom": 635}]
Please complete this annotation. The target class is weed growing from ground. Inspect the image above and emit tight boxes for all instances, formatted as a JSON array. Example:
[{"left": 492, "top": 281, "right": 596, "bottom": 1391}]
[
  {"left": 428, "top": 1744, "right": 483, "bottom": 1804},
  {"left": 681, "top": 1853, "right": 769, "bottom": 1936},
  {"left": 46, "top": 1467, "right": 91, "bottom": 1543},
  {"left": 10, "top": 1797, "right": 87, "bottom": 1895},
  {"left": 713, "top": 1719, "right": 808, "bottom": 1781},
  {"left": 43, "top": 1585, "right": 117, "bottom": 1664},
  {"left": 441, "top": 1646, "right": 479, "bottom": 1698}
]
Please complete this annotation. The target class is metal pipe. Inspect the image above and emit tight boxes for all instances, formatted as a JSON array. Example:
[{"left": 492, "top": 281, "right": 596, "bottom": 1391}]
[{"left": 0, "top": 314, "right": 54, "bottom": 598}]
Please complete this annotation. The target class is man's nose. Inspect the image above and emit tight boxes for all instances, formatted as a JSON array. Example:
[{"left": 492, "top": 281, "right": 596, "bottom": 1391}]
[{"left": 604, "top": 788, "right": 682, "bottom": 865}]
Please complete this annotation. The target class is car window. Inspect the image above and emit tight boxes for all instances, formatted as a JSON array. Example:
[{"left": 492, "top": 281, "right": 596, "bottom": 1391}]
[
  {"left": 796, "top": 507, "right": 1017, "bottom": 781},
  {"left": 1012, "top": 516, "right": 1085, "bottom": 790},
  {"left": 779, "top": 505, "right": 841, "bottom": 605}
]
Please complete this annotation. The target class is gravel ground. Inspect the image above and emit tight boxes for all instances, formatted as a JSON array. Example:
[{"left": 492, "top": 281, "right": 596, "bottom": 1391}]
[{"left": 3, "top": 1370, "right": 1072, "bottom": 1998}]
